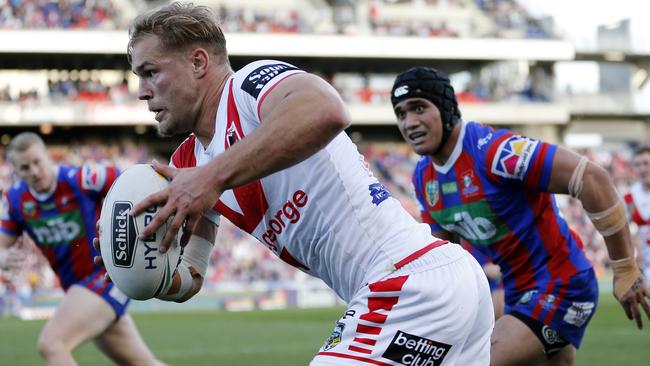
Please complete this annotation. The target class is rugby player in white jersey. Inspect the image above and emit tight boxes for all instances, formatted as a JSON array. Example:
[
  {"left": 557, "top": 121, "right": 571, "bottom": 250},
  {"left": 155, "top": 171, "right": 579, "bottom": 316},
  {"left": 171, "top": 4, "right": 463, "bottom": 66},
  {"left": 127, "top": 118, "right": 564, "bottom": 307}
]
[
  {"left": 98, "top": 3, "right": 495, "bottom": 365},
  {"left": 626, "top": 146, "right": 650, "bottom": 281}
]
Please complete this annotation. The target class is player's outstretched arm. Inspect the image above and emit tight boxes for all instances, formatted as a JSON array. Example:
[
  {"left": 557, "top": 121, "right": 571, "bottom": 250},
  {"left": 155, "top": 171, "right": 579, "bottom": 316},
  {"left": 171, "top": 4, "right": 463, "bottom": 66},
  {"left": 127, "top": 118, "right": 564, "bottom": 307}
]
[
  {"left": 133, "top": 73, "right": 350, "bottom": 252},
  {"left": 548, "top": 146, "right": 650, "bottom": 329},
  {"left": 0, "top": 232, "right": 24, "bottom": 270}
]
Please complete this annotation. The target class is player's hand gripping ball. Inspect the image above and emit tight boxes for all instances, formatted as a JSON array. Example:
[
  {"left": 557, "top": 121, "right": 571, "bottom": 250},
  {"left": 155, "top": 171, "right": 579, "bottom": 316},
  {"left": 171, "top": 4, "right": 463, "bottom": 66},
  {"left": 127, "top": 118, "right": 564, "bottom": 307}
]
[{"left": 98, "top": 164, "right": 181, "bottom": 300}]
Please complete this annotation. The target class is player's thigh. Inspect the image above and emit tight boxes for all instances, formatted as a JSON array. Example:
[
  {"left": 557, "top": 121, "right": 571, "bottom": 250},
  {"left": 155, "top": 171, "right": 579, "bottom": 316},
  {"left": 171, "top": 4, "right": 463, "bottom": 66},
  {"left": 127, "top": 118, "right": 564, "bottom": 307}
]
[
  {"left": 93, "top": 314, "right": 161, "bottom": 366},
  {"left": 312, "top": 247, "right": 489, "bottom": 365},
  {"left": 39, "top": 285, "right": 117, "bottom": 349},
  {"left": 490, "top": 314, "right": 547, "bottom": 366}
]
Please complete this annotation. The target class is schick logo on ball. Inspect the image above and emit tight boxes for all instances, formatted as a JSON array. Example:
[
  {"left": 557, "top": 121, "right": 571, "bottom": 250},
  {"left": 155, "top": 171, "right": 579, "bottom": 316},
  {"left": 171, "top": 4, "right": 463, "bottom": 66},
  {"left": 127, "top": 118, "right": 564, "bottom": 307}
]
[
  {"left": 111, "top": 201, "right": 137, "bottom": 268},
  {"left": 382, "top": 331, "right": 451, "bottom": 366}
]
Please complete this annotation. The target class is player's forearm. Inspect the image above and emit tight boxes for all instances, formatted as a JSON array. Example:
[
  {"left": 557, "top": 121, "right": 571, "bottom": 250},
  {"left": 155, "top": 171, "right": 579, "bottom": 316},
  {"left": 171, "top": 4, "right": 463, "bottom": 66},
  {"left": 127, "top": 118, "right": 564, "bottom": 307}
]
[
  {"left": 580, "top": 164, "right": 634, "bottom": 260},
  {"left": 206, "top": 78, "right": 349, "bottom": 192}
]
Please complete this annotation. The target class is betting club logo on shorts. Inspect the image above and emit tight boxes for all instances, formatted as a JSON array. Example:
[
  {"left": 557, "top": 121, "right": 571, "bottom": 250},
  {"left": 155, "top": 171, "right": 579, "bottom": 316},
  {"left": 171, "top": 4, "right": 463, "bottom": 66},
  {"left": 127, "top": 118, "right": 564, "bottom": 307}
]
[
  {"left": 241, "top": 63, "right": 299, "bottom": 99},
  {"left": 111, "top": 201, "right": 137, "bottom": 268},
  {"left": 369, "top": 183, "right": 391, "bottom": 205},
  {"left": 382, "top": 331, "right": 451, "bottom": 366},
  {"left": 490, "top": 136, "right": 538, "bottom": 180}
]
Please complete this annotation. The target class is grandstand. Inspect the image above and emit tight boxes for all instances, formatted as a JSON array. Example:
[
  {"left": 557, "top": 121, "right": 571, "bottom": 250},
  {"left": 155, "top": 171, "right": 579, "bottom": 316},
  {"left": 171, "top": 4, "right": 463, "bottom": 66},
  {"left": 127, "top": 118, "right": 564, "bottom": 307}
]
[{"left": 1, "top": 1, "right": 649, "bottom": 365}]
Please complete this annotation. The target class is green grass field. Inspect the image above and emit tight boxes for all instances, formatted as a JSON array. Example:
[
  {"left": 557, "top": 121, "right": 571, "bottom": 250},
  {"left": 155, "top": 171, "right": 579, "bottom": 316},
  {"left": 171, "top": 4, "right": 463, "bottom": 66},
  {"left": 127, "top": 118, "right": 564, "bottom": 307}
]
[{"left": 1, "top": 295, "right": 648, "bottom": 365}]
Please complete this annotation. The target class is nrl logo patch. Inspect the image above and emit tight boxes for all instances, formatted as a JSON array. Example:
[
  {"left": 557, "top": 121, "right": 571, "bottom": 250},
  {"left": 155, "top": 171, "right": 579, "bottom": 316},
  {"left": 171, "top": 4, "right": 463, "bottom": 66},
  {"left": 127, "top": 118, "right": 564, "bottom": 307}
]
[
  {"left": 323, "top": 322, "right": 345, "bottom": 351},
  {"left": 425, "top": 180, "right": 439, "bottom": 206}
]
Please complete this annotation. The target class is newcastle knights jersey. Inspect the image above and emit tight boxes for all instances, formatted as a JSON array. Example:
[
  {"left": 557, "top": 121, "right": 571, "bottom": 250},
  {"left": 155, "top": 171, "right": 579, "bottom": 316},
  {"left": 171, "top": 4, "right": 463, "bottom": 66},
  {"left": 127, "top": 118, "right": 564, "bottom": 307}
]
[
  {"left": 413, "top": 121, "right": 593, "bottom": 297},
  {"left": 1, "top": 164, "right": 118, "bottom": 290},
  {"left": 170, "top": 60, "right": 436, "bottom": 302}
]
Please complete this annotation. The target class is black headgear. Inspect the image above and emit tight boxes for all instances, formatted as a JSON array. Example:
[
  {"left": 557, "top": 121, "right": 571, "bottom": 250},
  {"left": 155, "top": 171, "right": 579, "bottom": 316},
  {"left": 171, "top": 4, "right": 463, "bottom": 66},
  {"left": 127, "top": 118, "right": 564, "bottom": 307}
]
[{"left": 391, "top": 67, "right": 461, "bottom": 154}]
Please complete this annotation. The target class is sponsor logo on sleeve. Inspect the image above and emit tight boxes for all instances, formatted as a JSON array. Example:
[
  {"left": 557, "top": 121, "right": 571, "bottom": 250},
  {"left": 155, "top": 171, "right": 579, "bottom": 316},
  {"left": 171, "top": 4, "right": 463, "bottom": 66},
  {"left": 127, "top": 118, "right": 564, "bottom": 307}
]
[
  {"left": 369, "top": 183, "right": 391, "bottom": 206},
  {"left": 323, "top": 322, "right": 345, "bottom": 351},
  {"left": 81, "top": 164, "right": 107, "bottom": 192},
  {"left": 563, "top": 301, "right": 595, "bottom": 327},
  {"left": 477, "top": 132, "right": 493, "bottom": 150},
  {"left": 382, "top": 331, "right": 451, "bottom": 366},
  {"left": 241, "top": 63, "right": 299, "bottom": 99},
  {"left": 490, "top": 136, "right": 538, "bottom": 180}
]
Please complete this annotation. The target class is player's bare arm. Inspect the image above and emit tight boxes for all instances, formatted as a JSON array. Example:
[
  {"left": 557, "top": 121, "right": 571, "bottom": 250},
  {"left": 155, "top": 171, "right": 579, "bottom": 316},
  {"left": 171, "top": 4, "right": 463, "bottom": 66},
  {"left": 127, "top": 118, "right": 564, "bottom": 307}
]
[
  {"left": 134, "top": 73, "right": 350, "bottom": 252},
  {"left": 548, "top": 146, "right": 650, "bottom": 329},
  {"left": 0, "top": 231, "right": 25, "bottom": 270}
]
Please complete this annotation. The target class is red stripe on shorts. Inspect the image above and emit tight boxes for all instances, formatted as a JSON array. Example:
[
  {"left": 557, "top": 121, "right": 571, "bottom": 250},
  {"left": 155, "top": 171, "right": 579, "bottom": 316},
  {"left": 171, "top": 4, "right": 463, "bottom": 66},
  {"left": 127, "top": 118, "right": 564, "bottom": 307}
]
[
  {"left": 316, "top": 352, "right": 392, "bottom": 366},
  {"left": 356, "top": 324, "right": 382, "bottom": 335},
  {"left": 348, "top": 345, "right": 373, "bottom": 354},
  {"left": 394, "top": 240, "right": 448, "bottom": 269}
]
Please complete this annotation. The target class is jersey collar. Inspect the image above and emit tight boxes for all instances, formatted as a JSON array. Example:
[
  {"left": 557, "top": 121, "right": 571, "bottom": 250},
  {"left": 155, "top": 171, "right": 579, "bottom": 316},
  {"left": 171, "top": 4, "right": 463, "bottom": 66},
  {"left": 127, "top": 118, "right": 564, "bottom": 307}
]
[{"left": 432, "top": 120, "right": 467, "bottom": 174}]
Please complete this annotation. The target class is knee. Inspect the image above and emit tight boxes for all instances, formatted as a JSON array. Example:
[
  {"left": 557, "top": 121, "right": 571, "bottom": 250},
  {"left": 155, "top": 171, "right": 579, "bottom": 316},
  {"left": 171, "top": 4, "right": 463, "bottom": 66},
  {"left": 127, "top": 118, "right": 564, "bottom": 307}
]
[{"left": 37, "top": 332, "right": 67, "bottom": 360}]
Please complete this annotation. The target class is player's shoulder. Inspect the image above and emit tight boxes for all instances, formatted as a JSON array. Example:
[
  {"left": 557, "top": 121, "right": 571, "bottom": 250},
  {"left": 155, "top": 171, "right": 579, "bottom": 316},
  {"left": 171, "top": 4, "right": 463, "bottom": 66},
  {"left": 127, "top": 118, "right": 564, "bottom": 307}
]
[{"left": 232, "top": 60, "right": 304, "bottom": 100}]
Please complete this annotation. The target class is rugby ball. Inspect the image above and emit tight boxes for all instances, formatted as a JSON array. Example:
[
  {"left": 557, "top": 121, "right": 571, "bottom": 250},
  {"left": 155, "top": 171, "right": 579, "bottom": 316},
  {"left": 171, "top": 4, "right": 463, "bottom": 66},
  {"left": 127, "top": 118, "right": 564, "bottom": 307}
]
[{"left": 98, "top": 164, "right": 180, "bottom": 300}]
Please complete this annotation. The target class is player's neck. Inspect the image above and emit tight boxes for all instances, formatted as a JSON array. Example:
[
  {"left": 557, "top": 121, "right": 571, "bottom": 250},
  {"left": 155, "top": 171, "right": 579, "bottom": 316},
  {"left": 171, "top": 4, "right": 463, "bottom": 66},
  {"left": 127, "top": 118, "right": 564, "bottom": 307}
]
[
  {"left": 195, "top": 66, "right": 234, "bottom": 148},
  {"left": 431, "top": 123, "right": 461, "bottom": 165}
]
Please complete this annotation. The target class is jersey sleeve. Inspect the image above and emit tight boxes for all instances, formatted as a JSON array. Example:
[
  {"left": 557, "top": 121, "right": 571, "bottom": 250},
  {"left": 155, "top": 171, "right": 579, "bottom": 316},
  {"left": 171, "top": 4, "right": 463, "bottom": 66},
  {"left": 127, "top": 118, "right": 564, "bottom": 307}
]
[
  {"left": 232, "top": 60, "right": 305, "bottom": 125},
  {"left": 484, "top": 131, "right": 557, "bottom": 192},
  {"left": 78, "top": 163, "right": 119, "bottom": 197},
  {"left": 0, "top": 191, "right": 21, "bottom": 237}
]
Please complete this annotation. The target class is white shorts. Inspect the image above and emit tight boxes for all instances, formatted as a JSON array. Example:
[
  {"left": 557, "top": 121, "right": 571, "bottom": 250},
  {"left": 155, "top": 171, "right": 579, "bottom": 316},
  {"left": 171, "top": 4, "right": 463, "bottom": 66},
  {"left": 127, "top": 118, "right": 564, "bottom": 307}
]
[{"left": 311, "top": 243, "right": 493, "bottom": 366}]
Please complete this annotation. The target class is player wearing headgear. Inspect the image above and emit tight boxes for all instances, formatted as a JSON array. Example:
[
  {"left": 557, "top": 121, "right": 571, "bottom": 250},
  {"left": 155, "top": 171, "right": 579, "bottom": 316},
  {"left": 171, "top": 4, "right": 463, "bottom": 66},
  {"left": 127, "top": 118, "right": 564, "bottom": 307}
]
[
  {"left": 392, "top": 66, "right": 650, "bottom": 366},
  {"left": 0, "top": 132, "right": 164, "bottom": 366}
]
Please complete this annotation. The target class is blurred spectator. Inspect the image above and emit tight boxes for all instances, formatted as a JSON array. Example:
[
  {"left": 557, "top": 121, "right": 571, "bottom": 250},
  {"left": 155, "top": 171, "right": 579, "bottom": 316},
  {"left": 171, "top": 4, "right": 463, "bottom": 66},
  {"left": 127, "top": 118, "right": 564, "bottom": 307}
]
[{"left": 0, "top": 0, "right": 124, "bottom": 29}]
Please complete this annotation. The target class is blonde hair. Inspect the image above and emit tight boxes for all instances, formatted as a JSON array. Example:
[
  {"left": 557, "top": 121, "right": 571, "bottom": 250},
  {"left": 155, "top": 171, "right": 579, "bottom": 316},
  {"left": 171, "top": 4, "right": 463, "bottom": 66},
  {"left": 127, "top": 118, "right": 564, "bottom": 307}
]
[
  {"left": 6, "top": 132, "right": 45, "bottom": 162},
  {"left": 127, "top": 2, "right": 228, "bottom": 64}
]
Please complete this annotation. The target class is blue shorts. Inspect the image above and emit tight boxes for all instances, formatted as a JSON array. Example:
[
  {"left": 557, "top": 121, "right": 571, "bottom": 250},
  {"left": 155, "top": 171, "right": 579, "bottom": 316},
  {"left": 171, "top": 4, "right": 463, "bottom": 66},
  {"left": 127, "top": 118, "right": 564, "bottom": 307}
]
[
  {"left": 75, "top": 270, "right": 130, "bottom": 319},
  {"left": 505, "top": 268, "right": 598, "bottom": 348}
]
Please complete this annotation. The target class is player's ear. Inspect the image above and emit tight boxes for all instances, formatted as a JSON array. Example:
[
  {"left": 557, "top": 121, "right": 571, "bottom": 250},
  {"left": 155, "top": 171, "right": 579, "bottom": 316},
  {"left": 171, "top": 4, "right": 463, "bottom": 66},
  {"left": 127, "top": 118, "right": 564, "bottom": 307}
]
[{"left": 190, "top": 48, "right": 209, "bottom": 78}]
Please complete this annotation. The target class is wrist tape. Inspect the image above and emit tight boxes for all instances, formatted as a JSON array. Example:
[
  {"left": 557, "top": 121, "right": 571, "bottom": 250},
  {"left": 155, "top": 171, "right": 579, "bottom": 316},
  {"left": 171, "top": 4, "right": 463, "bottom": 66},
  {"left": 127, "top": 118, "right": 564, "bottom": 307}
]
[{"left": 611, "top": 256, "right": 644, "bottom": 300}]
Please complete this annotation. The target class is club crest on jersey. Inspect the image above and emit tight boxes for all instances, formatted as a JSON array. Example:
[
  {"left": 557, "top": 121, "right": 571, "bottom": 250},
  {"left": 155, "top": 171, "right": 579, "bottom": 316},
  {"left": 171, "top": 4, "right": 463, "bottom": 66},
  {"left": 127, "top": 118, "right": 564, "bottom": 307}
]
[
  {"left": 461, "top": 171, "right": 479, "bottom": 197},
  {"left": 81, "top": 164, "right": 107, "bottom": 192},
  {"left": 323, "top": 322, "right": 345, "bottom": 351},
  {"left": 491, "top": 136, "right": 538, "bottom": 180},
  {"left": 425, "top": 180, "right": 439, "bottom": 206},
  {"left": 241, "top": 63, "right": 299, "bottom": 99}
]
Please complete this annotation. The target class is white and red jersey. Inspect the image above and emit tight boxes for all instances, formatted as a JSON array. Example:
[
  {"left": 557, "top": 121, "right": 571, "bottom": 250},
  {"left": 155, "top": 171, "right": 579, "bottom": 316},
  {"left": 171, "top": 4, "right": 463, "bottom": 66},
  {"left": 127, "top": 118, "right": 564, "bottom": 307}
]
[
  {"left": 625, "top": 182, "right": 650, "bottom": 269},
  {"left": 170, "top": 60, "right": 435, "bottom": 301}
]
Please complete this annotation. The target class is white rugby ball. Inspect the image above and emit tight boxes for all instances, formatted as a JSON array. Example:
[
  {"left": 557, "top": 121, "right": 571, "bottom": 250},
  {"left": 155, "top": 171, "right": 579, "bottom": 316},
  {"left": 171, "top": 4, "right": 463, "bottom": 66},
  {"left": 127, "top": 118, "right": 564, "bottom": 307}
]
[{"left": 99, "top": 164, "right": 180, "bottom": 300}]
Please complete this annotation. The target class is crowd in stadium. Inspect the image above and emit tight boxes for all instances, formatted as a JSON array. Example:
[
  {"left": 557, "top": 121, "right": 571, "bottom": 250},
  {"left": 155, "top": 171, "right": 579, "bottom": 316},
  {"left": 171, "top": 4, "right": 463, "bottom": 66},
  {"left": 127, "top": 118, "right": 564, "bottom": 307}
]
[
  {"left": 0, "top": 138, "right": 639, "bottom": 316},
  {"left": 0, "top": 0, "right": 550, "bottom": 39}
]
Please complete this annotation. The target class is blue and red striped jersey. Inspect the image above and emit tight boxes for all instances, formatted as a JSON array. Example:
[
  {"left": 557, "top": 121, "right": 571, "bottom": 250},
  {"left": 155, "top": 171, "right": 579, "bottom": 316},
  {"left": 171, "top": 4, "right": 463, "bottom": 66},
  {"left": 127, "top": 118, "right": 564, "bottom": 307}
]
[
  {"left": 1, "top": 164, "right": 119, "bottom": 290},
  {"left": 412, "top": 121, "right": 592, "bottom": 297}
]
